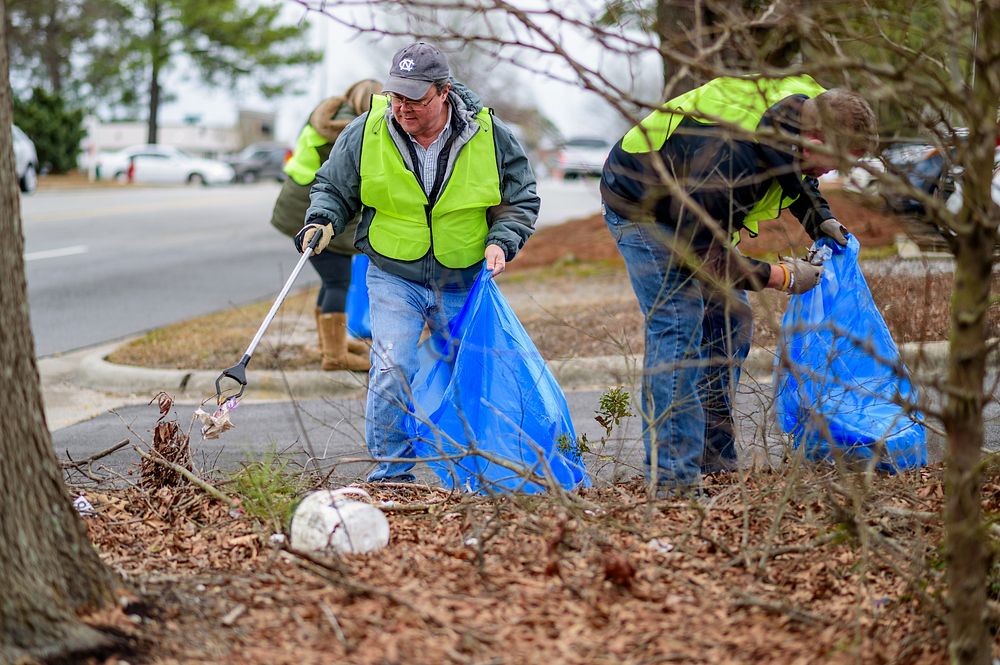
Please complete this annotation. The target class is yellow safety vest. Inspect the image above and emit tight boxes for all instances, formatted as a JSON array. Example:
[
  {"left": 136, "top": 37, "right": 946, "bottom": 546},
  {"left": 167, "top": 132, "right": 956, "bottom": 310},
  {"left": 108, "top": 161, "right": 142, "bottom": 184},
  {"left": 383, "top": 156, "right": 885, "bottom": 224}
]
[
  {"left": 359, "top": 95, "right": 501, "bottom": 269},
  {"left": 622, "top": 75, "right": 827, "bottom": 242},
  {"left": 284, "top": 124, "right": 328, "bottom": 186}
]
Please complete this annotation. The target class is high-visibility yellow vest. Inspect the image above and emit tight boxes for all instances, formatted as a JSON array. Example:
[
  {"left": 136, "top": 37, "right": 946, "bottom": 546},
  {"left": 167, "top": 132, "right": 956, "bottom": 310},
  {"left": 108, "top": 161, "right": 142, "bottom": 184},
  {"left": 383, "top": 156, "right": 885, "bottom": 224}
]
[
  {"left": 283, "top": 123, "right": 328, "bottom": 186},
  {"left": 359, "top": 95, "right": 501, "bottom": 269},
  {"left": 622, "top": 75, "right": 826, "bottom": 242}
]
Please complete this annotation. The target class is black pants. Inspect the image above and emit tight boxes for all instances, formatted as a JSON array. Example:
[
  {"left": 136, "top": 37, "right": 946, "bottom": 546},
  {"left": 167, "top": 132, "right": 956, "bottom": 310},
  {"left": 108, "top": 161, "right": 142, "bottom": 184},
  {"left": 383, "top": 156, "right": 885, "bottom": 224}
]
[{"left": 309, "top": 251, "right": 353, "bottom": 313}]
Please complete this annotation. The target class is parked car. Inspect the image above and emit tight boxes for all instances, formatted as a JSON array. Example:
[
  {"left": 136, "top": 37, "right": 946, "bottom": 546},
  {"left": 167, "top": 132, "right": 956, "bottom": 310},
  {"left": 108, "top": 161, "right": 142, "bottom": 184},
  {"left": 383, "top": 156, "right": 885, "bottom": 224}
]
[
  {"left": 12, "top": 125, "right": 38, "bottom": 194},
  {"left": 95, "top": 144, "right": 234, "bottom": 185},
  {"left": 226, "top": 142, "right": 291, "bottom": 183},
  {"left": 945, "top": 147, "right": 1000, "bottom": 213},
  {"left": 843, "top": 141, "right": 964, "bottom": 215},
  {"left": 556, "top": 136, "right": 612, "bottom": 179}
]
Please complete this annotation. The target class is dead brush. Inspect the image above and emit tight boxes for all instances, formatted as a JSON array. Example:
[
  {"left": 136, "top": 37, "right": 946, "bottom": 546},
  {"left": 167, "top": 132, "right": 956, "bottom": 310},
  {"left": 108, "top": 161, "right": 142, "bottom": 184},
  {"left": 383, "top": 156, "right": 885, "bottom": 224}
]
[{"left": 140, "top": 392, "right": 193, "bottom": 490}]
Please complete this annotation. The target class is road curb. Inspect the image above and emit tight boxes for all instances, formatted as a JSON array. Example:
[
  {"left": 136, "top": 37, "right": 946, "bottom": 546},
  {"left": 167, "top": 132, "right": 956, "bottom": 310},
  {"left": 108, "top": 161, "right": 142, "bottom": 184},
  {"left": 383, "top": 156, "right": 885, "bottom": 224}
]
[
  {"left": 61, "top": 338, "right": 953, "bottom": 403},
  {"left": 76, "top": 346, "right": 368, "bottom": 402}
]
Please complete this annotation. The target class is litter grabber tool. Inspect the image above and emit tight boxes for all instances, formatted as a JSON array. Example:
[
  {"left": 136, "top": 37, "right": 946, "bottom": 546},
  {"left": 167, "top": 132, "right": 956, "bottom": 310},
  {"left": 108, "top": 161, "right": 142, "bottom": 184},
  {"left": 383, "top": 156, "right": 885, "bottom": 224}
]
[{"left": 211, "top": 230, "right": 324, "bottom": 406}]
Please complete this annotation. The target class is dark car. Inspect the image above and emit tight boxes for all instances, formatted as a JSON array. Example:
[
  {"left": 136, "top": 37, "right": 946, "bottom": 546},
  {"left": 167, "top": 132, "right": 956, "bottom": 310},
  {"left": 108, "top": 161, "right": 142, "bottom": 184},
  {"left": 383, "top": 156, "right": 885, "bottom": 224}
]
[
  {"left": 227, "top": 142, "right": 291, "bottom": 183},
  {"left": 880, "top": 143, "right": 963, "bottom": 215}
]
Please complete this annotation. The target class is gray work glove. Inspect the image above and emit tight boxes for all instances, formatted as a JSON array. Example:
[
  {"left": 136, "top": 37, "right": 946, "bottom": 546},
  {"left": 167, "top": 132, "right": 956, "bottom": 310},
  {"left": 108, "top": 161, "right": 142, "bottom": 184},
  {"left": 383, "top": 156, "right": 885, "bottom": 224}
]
[
  {"left": 778, "top": 257, "right": 824, "bottom": 295},
  {"left": 818, "top": 219, "right": 849, "bottom": 247},
  {"left": 294, "top": 222, "right": 333, "bottom": 255}
]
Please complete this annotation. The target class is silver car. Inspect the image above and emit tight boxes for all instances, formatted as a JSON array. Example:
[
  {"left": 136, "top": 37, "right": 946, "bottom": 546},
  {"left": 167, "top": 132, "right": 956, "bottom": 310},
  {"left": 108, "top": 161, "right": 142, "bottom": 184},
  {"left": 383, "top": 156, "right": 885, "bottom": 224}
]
[
  {"left": 556, "top": 136, "right": 612, "bottom": 179},
  {"left": 12, "top": 125, "right": 38, "bottom": 194}
]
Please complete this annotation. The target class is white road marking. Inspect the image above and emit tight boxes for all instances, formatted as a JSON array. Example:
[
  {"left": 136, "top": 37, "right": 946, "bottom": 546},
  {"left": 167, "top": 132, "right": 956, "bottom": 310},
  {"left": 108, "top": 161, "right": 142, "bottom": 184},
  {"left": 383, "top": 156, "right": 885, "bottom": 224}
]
[{"left": 25, "top": 245, "right": 88, "bottom": 262}]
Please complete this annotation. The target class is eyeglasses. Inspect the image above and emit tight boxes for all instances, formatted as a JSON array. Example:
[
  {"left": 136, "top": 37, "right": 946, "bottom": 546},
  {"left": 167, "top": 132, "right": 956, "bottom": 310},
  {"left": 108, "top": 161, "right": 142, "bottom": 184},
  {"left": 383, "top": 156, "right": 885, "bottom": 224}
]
[{"left": 388, "top": 91, "right": 438, "bottom": 109}]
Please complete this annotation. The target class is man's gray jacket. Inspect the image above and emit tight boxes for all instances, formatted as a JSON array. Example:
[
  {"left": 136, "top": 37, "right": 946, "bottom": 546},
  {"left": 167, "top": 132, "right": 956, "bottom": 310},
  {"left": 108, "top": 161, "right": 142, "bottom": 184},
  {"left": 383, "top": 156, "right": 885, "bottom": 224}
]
[{"left": 305, "top": 81, "right": 539, "bottom": 288}]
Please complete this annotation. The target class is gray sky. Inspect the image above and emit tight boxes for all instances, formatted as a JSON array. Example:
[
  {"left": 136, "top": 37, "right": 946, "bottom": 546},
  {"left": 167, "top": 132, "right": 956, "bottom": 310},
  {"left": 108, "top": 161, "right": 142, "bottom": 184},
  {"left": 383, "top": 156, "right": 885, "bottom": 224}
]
[{"left": 157, "top": 1, "right": 660, "bottom": 145}]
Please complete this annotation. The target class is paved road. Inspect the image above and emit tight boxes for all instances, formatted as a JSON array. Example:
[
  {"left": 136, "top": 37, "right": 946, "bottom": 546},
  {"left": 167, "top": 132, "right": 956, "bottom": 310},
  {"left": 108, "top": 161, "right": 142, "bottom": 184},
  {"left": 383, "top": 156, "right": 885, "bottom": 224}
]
[
  {"left": 55, "top": 374, "right": 997, "bottom": 487},
  {"left": 24, "top": 179, "right": 601, "bottom": 357},
  {"left": 51, "top": 387, "right": 709, "bottom": 486},
  {"left": 23, "top": 184, "right": 304, "bottom": 357}
]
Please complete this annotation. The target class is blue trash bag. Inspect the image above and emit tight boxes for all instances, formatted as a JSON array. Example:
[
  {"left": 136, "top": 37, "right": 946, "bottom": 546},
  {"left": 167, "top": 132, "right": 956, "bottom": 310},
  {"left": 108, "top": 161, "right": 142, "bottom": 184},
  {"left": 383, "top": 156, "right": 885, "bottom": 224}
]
[
  {"left": 774, "top": 236, "right": 927, "bottom": 472},
  {"left": 407, "top": 267, "right": 591, "bottom": 494},
  {"left": 346, "top": 254, "right": 371, "bottom": 339}
]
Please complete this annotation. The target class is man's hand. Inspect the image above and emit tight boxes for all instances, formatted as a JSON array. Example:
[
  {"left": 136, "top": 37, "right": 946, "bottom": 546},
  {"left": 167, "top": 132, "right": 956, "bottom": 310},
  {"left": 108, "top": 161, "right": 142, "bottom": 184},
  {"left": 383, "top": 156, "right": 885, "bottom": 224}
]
[
  {"left": 485, "top": 244, "right": 506, "bottom": 275},
  {"left": 818, "top": 219, "right": 849, "bottom": 247},
  {"left": 776, "top": 258, "right": 824, "bottom": 295},
  {"left": 294, "top": 223, "right": 333, "bottom": 255}
]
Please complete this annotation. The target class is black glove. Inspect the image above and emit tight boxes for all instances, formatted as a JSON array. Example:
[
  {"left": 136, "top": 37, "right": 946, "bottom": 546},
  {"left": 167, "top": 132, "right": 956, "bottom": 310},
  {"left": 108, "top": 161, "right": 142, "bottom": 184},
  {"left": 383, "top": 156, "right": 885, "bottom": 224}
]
[
  {"left": 294, "top": 222, "right": 333, "bottom": 255},
  {"left": 778, "top": 258, "right": 824, "bottom": 295},
  {"left": 817, "top": 219, "right": 849, "bottom": 247}
]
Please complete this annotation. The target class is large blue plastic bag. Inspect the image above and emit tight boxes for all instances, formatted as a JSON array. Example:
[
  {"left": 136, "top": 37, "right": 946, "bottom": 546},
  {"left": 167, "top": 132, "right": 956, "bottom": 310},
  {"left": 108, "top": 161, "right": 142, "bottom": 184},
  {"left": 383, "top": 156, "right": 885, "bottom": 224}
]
[
  {"left": 407, "top": 267, "right": 591, "bottom": 494},
  {"left": 346, "top": 254, "right": 371, "bottom": 339},
  {"left": 774, "top": 236, "right": 927, "bottom": 472}
]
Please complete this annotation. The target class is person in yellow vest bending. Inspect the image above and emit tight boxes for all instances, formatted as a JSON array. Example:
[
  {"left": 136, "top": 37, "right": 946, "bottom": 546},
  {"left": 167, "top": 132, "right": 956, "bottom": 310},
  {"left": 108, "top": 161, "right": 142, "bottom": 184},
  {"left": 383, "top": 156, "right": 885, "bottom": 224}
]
[
  {"left": 294, "top": 42, "right": 539, "bottom": 483},
  {"left": 271, "top": 79, "right": 383, "bottom": 372},
  {"left": 600, "top": 75, "right": 878, "bottom": 496}
]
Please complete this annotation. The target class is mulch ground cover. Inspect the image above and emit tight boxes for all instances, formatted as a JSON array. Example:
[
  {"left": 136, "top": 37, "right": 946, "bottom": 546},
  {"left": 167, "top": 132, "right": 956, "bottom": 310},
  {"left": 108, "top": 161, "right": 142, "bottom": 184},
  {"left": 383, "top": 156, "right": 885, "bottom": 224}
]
[{"left": 70, "top": 456, "right": 1000, "bottom": 664}]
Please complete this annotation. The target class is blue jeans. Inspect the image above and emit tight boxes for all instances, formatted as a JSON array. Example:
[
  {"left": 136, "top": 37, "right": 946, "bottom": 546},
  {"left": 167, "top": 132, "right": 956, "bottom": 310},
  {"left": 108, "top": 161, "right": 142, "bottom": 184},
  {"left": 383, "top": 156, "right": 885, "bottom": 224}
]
[
  {"left": 604, "top": 205, "right": 753, "bottom": 488},
  {"left": 364, "top": 263, "right": 470, "bottom": 482}
]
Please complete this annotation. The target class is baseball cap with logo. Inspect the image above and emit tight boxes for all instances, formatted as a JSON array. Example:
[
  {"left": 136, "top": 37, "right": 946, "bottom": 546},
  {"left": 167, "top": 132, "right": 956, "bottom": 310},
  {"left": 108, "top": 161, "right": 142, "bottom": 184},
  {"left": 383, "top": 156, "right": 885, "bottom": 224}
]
[{"left": 382, "top": 42, "right": 451, "bottom": 100}]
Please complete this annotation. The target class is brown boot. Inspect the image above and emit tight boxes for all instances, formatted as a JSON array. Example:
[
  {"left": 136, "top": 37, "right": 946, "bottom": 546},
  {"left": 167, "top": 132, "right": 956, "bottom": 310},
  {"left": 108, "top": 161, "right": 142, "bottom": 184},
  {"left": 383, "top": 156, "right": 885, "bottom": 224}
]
[
  {"left": 347, "top": 336, "right": 369, "bottom": 355},
  {"left": 318, "top": 312, "right": 371, "bottom": 371},
  {"left": 312, "top": 307, "right": 324, "bottom": 357},
  {"left": 318, "top": 306, "right": 368, "bottom": 355}
]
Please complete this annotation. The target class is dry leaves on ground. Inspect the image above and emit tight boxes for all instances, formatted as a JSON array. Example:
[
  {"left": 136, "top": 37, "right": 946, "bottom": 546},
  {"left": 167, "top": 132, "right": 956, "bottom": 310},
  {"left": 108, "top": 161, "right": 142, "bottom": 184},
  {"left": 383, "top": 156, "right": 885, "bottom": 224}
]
[{"left": 71, "top": 460, "right": 1000, "bottom": 665}]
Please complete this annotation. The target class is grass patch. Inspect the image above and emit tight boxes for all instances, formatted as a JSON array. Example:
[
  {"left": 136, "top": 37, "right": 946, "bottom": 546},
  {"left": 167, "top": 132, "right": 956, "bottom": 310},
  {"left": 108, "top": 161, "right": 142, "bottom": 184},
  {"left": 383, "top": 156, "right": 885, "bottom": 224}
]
[
  {"left": 503, "top": 257, "right": 625, "bottom": 283},
  {"left": 228, "top": 451, "right": 309, "bottom": 531},
  {"left": 108, "top": 287, "right": 320, "bottom": 370}
]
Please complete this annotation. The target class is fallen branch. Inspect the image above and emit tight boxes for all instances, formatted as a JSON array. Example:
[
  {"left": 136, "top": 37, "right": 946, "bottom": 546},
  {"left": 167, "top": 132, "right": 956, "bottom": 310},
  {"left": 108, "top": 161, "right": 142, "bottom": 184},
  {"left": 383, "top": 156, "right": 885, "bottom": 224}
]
[
  {"left": 732, "top": 593, "right": 833, "bottom": 625},
  {"left": 134, "top": 446, "right": 234, "bottom": 506},
  {"left": 377, "top": 501, "right": 446, "bottom": 514},
  {"left": 320, "top": 602, "right": 350, "bottom": 648},
  {"left": 61, "top": 438, "right": 131, "bottom": 468}
]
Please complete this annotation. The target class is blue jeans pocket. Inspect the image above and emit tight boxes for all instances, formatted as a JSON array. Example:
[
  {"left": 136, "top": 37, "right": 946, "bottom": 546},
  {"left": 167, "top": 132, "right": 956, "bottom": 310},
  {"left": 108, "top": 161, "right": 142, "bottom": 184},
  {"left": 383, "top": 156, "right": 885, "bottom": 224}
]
[{"left": 603, "top": 205, "right": 629, "bottom": 243}]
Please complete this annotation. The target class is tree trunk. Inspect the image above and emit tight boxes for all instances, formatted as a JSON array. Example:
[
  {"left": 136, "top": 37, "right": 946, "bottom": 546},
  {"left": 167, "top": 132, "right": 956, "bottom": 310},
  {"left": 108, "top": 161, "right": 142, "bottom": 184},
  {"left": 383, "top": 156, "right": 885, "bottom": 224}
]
[
  {"left": 943, "top": 3, "right": 999, "bottom": 664},
  {"left": 0, "top": 1, "right": 118, "bottom": 660},
  {"left": 655, "top": 1, "right": 802, "bottom": 96},
  {"left": 655, "top": 1, "right": 701, "bottom": 95},
  {"left": 146, "top": 0, "right": 162, "bottom": 144},
  {"left": 42, "top": 0, "right": 63, "bottom": 95}
]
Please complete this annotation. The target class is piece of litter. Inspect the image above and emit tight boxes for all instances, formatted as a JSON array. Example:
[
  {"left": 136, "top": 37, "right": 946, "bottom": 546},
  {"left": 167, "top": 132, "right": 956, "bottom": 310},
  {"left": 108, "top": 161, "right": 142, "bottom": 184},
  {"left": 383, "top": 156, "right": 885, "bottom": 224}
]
[
  {"left": 646, "top": 538, "right": 674, "bottom": 554},
  {"left": 73, "top": 495, "right": 95, "bottom": 516},
  {"left": 269, "top": 533, "right": 287, "bottom": 545},
  {"left": 221, "top": 603, "right": 247, "bottom": 626},
  {"left": 464, "top": 537, "right": 479, "bottom": 547},
  {"left": 194, "top": 397, "right": 239, "bottom": 440}
]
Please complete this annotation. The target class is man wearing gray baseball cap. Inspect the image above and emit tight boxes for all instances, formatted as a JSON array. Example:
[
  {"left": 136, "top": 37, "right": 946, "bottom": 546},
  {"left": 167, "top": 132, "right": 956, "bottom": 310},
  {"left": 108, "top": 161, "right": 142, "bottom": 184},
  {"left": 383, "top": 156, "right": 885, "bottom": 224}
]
[
  {"left": 295, "top": 41, "right": 540, "bottom": 484},
  {"left": 382, "top": 42, "right": 451, "bottom": 100}
]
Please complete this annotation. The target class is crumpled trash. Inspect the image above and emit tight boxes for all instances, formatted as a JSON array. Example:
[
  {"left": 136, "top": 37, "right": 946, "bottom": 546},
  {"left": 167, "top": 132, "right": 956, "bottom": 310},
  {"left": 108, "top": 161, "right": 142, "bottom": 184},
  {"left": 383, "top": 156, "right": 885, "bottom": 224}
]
[
  {"left": 646, "top": 538, "right": 674, "bottom": 554},
  {"left": 73, "top": 495, "right": 96, "bottom": 516},
  {"left": 290, "top": 488, "right": 390, "bottom": 555},
  {"left": 193, "top": 397, "right": 238, "bottom": 440}
]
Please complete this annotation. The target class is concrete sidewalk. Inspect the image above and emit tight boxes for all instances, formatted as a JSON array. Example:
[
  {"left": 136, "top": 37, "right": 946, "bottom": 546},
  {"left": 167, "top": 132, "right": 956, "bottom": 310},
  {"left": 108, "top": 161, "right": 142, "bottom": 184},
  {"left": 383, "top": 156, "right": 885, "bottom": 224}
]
[{"left": 39, "top": 336, "right": 950, "bottom": 432}]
